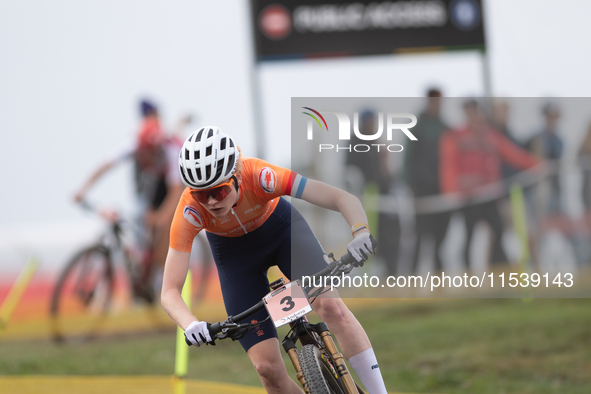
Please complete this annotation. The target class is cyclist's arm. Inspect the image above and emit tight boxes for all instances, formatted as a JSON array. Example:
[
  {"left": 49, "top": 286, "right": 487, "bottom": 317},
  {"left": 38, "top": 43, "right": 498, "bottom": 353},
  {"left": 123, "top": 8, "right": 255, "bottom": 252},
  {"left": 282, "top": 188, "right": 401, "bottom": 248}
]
[
  {"left": 161, "top": 247, "right": 197, "bottom": 330},
  {"left": 74, "top": 161, "right": 116, "bottom": 202},
  {"left": 299, "top": 179, "right": 370, "bottom": 234},
  {"left": 74, "top": 143, "right": 132, "bottom": 202}
]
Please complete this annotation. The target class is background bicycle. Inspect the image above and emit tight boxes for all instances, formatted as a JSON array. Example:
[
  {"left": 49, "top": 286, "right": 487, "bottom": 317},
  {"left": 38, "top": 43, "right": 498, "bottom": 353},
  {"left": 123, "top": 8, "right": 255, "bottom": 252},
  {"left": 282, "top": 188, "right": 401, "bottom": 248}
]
[{"left": 50, "top": 201, "right": 213, "bottom": 344}]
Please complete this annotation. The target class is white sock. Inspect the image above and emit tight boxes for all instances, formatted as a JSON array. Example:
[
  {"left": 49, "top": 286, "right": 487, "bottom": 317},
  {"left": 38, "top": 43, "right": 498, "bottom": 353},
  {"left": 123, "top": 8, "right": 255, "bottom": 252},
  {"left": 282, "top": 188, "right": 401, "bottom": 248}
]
[{"left": 347, "top": 348, "right": 388, "bottom": 394}]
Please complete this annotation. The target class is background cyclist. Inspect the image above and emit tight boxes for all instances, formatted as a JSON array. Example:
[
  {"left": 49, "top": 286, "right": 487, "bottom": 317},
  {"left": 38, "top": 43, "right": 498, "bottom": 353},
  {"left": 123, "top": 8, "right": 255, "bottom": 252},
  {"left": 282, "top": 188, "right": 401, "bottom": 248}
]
[
  {"left": 74, "top": 99, "right": 189, "bottom": 301},
  {"left": 161, "top": 127, "right": 388, "bottom": 394}
]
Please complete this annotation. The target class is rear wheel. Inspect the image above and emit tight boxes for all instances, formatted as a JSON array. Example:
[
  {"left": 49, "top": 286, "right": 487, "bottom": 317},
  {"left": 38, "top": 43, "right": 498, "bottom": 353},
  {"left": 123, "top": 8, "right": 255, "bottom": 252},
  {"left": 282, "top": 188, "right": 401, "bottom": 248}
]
[
  {"left": 298, "top": 344, "right": 346, "bottom": 394},
  {"left": 50, "top": 245, "right": 114, "bottom": 344}
]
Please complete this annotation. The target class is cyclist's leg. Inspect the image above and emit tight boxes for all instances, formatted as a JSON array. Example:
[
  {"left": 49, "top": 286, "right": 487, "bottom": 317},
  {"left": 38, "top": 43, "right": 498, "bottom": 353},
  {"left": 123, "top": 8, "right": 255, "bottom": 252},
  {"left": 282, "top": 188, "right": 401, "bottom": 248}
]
[
  {"left": 277, "top": 203, "right": 388, "bottom": 394},
  {"left": 206, "top": 230, "right": 302, "bottom": 392},
  {"left": 247, "top": 338, "right": 303, "bottom": 394}
]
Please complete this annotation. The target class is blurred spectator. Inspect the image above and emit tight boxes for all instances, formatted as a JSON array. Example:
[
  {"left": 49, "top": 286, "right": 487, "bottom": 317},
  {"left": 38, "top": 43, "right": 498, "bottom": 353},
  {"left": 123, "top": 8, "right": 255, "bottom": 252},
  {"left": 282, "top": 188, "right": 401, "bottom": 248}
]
[
  {"left": 403, "top": 88, "right": 451, "bottom": 274},
  {"left": 346, "top": 110, "right": 390, "bottom": 191},
  {"left": 579, "top": 122, "right": 591, "bottom": 221},
  {"left": 440, "top": 99, "right": 540, "bottom": 268},
  {"left": 345, "top": 110, "right": 401, "bottom": 276},
  {"left": 525, "top": 102, "right": 564, "bottom": 214},
  {"left": 490, "top": 99, "right": 523, "bottom": 255},
  {"left": 74, "top": 98, "right": 190, "bottom": 301}
]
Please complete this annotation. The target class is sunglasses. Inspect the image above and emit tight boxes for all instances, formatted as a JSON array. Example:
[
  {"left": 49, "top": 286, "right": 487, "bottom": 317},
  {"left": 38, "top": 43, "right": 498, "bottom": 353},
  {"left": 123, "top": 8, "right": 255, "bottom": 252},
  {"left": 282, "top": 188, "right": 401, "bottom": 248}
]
[{"left": 190, "top": 176, "right": 237, "bottom": 204}]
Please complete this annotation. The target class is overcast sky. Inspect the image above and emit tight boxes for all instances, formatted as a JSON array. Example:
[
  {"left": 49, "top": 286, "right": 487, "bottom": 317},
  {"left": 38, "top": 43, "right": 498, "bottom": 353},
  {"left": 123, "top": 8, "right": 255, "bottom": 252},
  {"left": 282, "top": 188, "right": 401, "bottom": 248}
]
[{"left": 1, "top": 0, "right": 591, "bottom": 269}]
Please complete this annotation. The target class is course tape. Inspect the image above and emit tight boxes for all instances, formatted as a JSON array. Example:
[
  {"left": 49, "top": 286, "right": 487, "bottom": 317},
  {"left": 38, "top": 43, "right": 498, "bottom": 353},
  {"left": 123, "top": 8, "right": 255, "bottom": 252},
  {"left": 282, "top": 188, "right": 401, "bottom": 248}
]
[{"left": 371, "top": 159, "right": 573, "bottom": 215}]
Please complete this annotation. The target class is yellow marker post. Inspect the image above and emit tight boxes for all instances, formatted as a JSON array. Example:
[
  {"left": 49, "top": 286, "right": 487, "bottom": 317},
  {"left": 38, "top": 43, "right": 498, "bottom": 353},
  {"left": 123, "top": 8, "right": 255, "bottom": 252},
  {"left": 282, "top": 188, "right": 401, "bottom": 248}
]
[
  {"left": 363, "top": 183, "right": 379, "bottom": 241},
  {"left": 510, "top": 184, "right": 532, "bottom": 300},
  {"left": 510, "top": 184, "right": 530, "bottom": 273},
  {"left": 0, "top": 257, "right": 39, "bottom": 330},
  {"left": 174, "top": 269, "right": 192, "bottom": 379},
  {"left": 363, "top": 182, "right": 379, "bottom": 270}
]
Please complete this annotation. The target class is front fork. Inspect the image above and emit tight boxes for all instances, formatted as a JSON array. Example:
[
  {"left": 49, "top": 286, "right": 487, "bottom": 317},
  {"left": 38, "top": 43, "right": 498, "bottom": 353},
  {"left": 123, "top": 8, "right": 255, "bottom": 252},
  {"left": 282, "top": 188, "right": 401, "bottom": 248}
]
[{"left": 282, "top": 317, "right": 365, "bottom": 394}]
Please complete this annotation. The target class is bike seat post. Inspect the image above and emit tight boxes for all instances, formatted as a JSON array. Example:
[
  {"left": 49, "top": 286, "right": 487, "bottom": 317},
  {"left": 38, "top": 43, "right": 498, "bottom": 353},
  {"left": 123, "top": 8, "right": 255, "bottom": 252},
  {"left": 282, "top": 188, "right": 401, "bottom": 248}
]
[{"left": 269, "top": 278, "right": 285, "bottom": 290}]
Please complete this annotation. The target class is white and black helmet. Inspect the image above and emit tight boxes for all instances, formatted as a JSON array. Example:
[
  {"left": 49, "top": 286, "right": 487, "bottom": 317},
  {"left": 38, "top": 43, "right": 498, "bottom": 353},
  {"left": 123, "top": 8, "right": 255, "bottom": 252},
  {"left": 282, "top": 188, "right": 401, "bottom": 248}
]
[{"left": 179, "top": 126, "right": 240, "bottom": 189}]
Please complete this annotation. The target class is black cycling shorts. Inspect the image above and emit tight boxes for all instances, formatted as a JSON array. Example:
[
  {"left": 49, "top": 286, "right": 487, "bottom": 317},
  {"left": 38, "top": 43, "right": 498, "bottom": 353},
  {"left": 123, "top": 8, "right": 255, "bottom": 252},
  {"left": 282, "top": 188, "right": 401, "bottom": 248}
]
[{"left": 206, "top": 197, "right": 327, "bottom": 352}]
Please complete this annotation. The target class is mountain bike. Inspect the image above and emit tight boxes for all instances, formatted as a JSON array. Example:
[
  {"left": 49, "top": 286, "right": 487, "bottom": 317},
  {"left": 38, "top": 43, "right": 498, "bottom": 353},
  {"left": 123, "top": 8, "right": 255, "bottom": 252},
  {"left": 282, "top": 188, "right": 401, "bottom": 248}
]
[
  {"left": 49, "top": 201, "right": 211, "bottom": 343},
  {"left": 189, "top": 248, "right": 374, "bottom": 394}
]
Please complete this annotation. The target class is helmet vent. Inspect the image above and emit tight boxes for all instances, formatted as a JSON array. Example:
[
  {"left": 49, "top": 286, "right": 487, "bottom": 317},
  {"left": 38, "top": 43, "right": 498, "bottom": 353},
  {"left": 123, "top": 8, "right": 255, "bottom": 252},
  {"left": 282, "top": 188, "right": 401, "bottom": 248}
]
[
  {"left": 184, "top": 148, "right": 190, "bottom": 160},
  {"left": 186, "top": 168, "right": 195, "bottom": 183},
  {"left": 180, "top": 169, "right": 192, "bottom": 186},
  {"left": 196, "top": 129, "right": 204, "bottom": 141},
  {"left": 224, "top": 154, "right": 234, "bottom": 176},
  {"left": 206, "top": 145, "right": 212, "bottom": 156},
  {"left": 220, "top": 138, "right": 227, "bottom": 150},
  {"left": 207, "top": 128, "right": 214, "bottom": 138}
]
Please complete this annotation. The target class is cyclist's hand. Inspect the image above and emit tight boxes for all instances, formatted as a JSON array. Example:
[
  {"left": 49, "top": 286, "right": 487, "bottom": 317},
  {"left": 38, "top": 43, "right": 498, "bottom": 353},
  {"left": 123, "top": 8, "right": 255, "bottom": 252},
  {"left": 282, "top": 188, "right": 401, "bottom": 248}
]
[
  {"left": 74, "top": 191, "right": 85, "bottom": 204},
  {"left": 184, "top": 320, "right": 213, "bottom": 347},
  {"left": 347, "top": 232, "right": 376, "bottom": 266}
]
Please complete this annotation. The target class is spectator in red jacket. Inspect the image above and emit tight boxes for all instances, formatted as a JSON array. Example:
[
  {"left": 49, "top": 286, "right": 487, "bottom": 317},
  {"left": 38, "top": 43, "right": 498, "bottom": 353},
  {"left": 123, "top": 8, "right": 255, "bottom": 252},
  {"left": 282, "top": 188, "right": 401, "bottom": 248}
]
[{"left": 440, "top": 99, "right": 540, "bottom": 268}]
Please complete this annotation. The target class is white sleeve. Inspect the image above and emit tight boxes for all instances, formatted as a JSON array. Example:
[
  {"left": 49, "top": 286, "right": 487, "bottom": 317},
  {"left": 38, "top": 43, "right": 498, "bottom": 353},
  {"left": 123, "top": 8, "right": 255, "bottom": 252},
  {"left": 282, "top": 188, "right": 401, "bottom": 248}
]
[{"left": 164, "top": 142, "right": 182, "bottom": 185}]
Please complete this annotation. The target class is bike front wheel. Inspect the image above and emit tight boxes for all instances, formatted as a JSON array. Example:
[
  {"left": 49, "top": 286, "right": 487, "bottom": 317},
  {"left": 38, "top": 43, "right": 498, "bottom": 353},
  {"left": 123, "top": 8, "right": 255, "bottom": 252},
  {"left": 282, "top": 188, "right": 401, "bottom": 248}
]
[
  {"left": 50, "top": 245, "right": 114, "bottom": 343},
  {"left": 298, "top": 344, "right": 346, "bottom": 394}
]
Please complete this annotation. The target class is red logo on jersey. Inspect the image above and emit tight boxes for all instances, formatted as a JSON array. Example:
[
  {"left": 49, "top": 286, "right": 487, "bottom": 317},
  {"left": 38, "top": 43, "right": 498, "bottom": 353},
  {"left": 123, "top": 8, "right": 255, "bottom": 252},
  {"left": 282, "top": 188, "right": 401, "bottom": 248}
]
[
  {"left": 183, "top": 206, "right": 204, "bottom": 228},
  {"left": 259, "top": 167, "right": 277, "bottom": 193}
]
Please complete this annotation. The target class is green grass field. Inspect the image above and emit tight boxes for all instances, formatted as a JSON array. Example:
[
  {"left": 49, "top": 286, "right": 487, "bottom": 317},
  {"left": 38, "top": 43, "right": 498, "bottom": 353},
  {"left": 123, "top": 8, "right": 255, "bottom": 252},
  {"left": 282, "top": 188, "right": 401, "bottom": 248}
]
[{"left": 1, "top": 298, "right": 590, "bottom": 394}]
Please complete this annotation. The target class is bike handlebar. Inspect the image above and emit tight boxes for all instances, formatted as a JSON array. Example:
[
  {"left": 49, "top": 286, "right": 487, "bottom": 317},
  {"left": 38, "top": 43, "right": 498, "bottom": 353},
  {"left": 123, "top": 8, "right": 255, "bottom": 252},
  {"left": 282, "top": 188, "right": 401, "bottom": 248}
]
[
  {"left": 208, "top": 299, "right": 266, "bottom": 338},
  {"left": 204, "top": 236, "right": 376, "bottom": 343},
  {"left": 78, "top": 199, "right": 96, "bottom": 213},
  {"left": 77, "top": 199, "right": 127, "bottom": 227},
  {"left": 205, "top": 252, "right": 349, "bottom": 341}
]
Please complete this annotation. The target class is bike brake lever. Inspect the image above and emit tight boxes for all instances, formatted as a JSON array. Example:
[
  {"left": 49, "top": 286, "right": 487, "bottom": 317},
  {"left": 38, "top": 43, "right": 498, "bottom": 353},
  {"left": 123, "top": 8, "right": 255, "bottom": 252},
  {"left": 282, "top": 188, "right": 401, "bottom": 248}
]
[
  {"left": 340, "top": 264, "right": 355, "bottom": 275},
  {"left": 227, "top": 326, "right": 250, "bottom": 341},
  {"left": 216, "top": 325, "right": 249, "bottom": 342}
]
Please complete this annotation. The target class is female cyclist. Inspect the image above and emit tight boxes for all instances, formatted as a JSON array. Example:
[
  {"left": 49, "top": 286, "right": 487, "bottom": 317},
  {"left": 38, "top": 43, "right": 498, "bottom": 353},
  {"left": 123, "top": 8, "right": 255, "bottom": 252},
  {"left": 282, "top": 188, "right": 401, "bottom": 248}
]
[{"left": 161, "top": 127, "right": 388, "bottom": 394}]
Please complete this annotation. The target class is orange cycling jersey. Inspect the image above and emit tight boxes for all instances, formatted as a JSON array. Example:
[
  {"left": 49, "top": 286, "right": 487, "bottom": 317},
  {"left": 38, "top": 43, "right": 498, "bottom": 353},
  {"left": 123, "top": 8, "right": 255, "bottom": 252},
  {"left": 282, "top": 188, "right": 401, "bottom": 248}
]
[{"left": 170, "top": 158, "right": 308, "bottom": 253}]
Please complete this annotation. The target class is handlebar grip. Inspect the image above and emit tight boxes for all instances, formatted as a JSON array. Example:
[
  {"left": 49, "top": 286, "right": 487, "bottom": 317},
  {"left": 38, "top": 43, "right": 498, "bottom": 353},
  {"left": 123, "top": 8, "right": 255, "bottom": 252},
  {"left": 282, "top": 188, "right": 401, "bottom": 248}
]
[
  {"left": 209, "top": 322, "right": 222, "bottom": 337},
  {"left": 79, "top": 200, "right": 94, "bottom": 212},
  {"left": 340, "top": 252, "right": 356, "bottom": 266},
  {"left": 185, "top": 323, "right": 220, "bottom": 346},
  {"left": 341, "top": 234, "right": 378, "bottom": 267}
]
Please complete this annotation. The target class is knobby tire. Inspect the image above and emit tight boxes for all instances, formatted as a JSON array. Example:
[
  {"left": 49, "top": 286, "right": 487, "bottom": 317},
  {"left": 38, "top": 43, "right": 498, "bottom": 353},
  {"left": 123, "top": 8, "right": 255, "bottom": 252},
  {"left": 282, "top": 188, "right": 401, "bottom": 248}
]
[
  {"left": 49, "top": 245, "right": 114, "bottom": 344},
  {"left": 298, "top": 344, "right": 346, "bottom": 394}
]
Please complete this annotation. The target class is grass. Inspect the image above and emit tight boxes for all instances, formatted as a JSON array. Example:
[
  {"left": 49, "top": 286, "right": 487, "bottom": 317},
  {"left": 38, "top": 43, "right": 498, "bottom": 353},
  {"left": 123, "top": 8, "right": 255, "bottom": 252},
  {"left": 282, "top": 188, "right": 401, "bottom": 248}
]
[
  {"left": 357, "top": 298, "right": 591, "bottom": 393},
  {"left": 1, "top": 298, "right": 590, "bottom": 393}
]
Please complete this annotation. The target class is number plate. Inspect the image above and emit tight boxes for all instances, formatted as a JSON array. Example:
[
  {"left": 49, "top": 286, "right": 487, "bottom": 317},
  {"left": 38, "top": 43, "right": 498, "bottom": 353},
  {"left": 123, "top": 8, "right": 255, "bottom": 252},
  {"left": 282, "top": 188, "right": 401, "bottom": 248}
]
[{"left": 263, "top": 280, "right": 312, "bottom": 328}]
